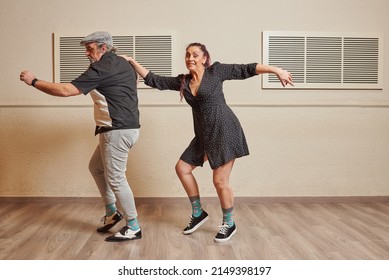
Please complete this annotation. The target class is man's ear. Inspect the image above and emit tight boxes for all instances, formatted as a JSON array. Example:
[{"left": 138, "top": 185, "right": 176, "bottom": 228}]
[{"left": 101, "top": 44, "right": 108, "bottom": 53}]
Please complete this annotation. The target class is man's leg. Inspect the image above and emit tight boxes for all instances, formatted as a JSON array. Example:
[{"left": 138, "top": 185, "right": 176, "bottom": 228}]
[
  {"left": 102, "top": 129, "right": 142, "bottom": 242},
  {"left": 89, "top": 144, "right": 123, "bottom": 232}
]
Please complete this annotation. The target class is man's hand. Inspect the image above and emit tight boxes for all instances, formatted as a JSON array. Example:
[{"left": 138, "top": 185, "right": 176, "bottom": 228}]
[{"left": 20, "top": 70, "right": 36, "bottom": 86}]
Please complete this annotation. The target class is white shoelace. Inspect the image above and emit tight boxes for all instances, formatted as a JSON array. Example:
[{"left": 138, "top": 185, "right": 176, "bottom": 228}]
[
  {"left": 187, "top": 216, "right": 195, "bottom": 227},
  {"left": 217, "top": 223, "right": 229, "bottom": 234}
]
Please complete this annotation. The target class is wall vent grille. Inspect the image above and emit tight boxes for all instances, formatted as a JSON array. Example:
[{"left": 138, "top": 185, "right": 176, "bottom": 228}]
[
  {"left": 54, "top": 33, "right": 175, "bottom": 88},
  {"left": 262, "top": 31, "right": 383, "bottom": 89}
]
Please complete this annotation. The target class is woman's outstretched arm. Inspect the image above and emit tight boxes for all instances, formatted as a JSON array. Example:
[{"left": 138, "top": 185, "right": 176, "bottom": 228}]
[{"left": 255, "top": 64, "right": 294, "bottom": 87}]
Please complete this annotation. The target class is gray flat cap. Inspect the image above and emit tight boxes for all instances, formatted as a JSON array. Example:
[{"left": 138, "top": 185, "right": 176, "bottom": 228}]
[{"left": 80, "top": 31, "right": 113, "bottom": 47}]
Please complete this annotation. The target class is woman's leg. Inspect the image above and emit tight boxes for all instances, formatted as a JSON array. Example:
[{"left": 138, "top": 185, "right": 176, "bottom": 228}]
[
  {"left": 213, "top": 159, "right": 235, "bottom": 209},
  {"left": 176, "top": 159, "right": 209, "bottom": 234},
  {"left": 213, "top": 159, "right": 237, "bottom": 242},
  {"left": 175, "top": 159, "right": 200, "bottom": 197}
]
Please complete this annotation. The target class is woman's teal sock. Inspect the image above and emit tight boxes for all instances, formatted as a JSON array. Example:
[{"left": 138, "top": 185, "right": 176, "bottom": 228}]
[
  {"left": 222, "top": 207, "right": 234, "bottom": 227},
  {"left": 190, "top": 196, "right": 203, "bottom": 218}
]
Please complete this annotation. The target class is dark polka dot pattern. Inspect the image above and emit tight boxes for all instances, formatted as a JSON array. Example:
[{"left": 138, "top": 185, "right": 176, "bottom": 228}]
[{"left": 145, "top": 62, "right": 258, "bottom": 169}]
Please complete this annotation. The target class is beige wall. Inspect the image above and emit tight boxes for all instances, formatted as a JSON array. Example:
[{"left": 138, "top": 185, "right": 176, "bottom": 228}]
[{"left": 1, "top": 0, "right": 389, "bottom": 197}]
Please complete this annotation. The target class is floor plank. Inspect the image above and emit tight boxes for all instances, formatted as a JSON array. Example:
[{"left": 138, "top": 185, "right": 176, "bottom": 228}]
[{"left": 0, "top": 198, "right": 388, "bottom": 260}]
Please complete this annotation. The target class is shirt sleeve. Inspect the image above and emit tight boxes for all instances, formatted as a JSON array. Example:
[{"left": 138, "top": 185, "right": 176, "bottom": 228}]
[{"left": 70, "top": 66, "right": 100, "bottom": 95}]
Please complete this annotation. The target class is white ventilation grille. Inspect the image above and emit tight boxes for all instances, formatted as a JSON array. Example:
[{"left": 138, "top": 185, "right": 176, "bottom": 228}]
[
  {"left": 262, "top": 31, "right": 383, "bottom": 89},
  {"left": 58, "top": 36, "right": 88, "bottom": 83},
  {"left": 135, "top": 36, "right": 173, "bottom": 83},
  {"left": 54, "top": 33, "right": 175, "bottom": 87}
]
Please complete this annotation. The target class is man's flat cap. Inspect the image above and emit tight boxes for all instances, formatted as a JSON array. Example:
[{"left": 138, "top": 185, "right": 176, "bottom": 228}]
[{"left": 80, "top": 31, "right": 113, "bottom": 48}]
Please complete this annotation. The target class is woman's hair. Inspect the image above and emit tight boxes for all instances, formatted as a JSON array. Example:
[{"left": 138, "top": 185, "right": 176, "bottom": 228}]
[{"left": 179, "top": 42, "right": 211, "bottom": 101}]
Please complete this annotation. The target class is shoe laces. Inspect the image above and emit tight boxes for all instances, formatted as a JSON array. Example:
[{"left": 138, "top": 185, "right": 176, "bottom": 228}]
[
  {"left": 218, "top": 223, "right": 229, "bottom": 235},
  {"left": 119, "top": 226, "right": 130, "bottom": 235},
  {"left": 187, "top": 216, "right": 195, "bottom": 227},
  {"left": 100, "top": 212, "right": 114, "bottom": 224}
]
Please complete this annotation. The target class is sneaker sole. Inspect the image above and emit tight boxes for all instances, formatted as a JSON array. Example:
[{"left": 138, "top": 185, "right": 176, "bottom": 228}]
[
  {"left": 182, "top": 216, "right": 209, "bottom": 235},
  {"left": 213, "top": 227, "right": 237, "bottom": 243},
  {"left": 105, "top": 232, "right": 142, "bottom": 242},
  {"left": 105, "top": 235, "right": 142, "bottom": 242}
]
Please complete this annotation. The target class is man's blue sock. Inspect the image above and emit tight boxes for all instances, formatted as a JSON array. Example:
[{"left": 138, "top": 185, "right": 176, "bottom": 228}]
[
  {"left": 127, "top": 218, "right": 140, "bottom": 231},
  {"left": 105, "top": 203, "right": 117, "bottom": 217}
]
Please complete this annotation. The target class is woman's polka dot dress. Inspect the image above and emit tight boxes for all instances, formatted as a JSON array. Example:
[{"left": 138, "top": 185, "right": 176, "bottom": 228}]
[{"left": 145, "top": 62, "right": 258, "bottom": 169}]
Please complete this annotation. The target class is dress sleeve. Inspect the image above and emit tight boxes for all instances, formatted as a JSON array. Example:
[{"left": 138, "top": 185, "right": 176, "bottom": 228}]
[
  {"left": 144, "top": 72, "right": 183, "bottom": 91},
  {"left": 212, "top": 62, "right": 258, "bottom": 81}
]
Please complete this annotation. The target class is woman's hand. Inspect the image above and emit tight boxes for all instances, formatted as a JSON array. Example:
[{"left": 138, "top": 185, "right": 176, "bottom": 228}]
[
  {"left": 119, "top": 55, "right": 149, "bottom": 78},
  {"left": 255, "top": 64, "right": 294, "bottom": 87},
  {"left": 276, "top": 68, "right": 294, "bottom": 87},
  {"left": 120, "top": 55, "right": 135, "bottom": 63}
]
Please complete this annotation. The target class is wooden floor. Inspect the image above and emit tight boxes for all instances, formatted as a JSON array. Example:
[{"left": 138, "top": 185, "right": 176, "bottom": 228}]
[{"left": 0, "top": 197, "right": 388, "bottom": 260}]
